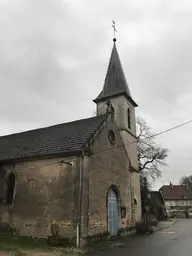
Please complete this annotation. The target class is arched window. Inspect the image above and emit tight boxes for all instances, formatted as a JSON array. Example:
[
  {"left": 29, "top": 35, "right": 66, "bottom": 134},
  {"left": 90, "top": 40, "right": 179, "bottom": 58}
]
[
  {"left": 107, "top": 187, "right": 119, "bottom": 236},
  {"left": 127, "top": 108, "right": 131, "bottom": 129},
  {"left": 5, "top": 172, "right": 15, "bottom": 204}
]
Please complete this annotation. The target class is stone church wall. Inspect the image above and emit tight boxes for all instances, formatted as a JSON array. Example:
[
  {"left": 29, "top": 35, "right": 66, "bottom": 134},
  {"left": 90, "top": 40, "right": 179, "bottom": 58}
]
[
  {"left": 120, "top": 130, "right": 141, "bottom": 222},
  {"left": 97, "top": 95, "right": 141, "bottom": 222},
  {"left": 0, "top": 156, "right": 80, "bottom": 238},
  {"left": 88, "top": 116, "right": 134, "bottom": 236}
]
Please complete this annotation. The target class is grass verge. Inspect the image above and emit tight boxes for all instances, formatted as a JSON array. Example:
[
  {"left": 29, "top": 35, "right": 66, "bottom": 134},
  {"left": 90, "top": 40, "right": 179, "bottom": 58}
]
[{"left": 0, "top": 234, "right": 50, "bottom": 252}]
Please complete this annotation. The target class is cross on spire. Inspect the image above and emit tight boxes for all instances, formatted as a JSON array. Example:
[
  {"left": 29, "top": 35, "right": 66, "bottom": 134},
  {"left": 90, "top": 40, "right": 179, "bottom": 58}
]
[{"left": 112, "top": 20, "right": 117, "bottom": 42}]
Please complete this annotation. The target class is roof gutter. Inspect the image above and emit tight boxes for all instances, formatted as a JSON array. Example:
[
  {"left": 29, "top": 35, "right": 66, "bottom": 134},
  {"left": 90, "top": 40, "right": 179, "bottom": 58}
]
[{"left": 0, "top": 150, "right": 83, "bottom": 165}]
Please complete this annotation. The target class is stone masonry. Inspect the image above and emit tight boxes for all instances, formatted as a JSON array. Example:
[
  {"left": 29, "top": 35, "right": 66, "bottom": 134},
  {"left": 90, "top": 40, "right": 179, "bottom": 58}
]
[
  {"left": 96, "top": 95, "right": 142, "bottom": 222},
  {"left": 0, "top": 113, "right": 135, "bottom": 240},
  {"left": 88, "top": 115, "right": 134, "bottom": 235},
  {"left": 0, "top": 156, "right": 80, "bottom": 238}
]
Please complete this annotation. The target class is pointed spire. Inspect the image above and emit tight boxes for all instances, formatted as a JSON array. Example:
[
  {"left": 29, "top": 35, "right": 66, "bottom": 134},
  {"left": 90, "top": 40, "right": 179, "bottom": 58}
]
[{"left": 94, "top": 40, "right": 137, "bottom": 107}]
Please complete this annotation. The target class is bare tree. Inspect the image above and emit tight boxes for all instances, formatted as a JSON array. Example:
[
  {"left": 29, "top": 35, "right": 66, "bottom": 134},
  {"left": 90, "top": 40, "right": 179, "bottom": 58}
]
[
  {"left": 180, "top": 175, "right": 192, "bottom": 191},
  {"left": 137, "top": 117, "right": 169, "bottom": 181}
]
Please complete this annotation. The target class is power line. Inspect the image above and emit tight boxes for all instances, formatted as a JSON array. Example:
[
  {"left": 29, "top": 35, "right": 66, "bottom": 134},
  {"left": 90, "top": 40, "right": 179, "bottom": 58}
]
[
  {"left": 144, "top": 119, "right": 192, "bottom": 140},
  {"left": 93, "top": 118, "right": 192, "bottom": 155}
]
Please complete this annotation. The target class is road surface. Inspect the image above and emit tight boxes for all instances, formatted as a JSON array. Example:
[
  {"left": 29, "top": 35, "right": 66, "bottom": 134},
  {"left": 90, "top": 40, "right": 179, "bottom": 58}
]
[{"left": 89, "top": 219, "right": 192, "bottom": 256}]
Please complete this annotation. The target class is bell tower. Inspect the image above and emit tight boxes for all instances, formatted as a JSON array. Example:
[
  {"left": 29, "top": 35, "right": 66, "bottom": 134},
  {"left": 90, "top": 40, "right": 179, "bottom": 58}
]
[{"left": 93, "top": 37, "right": 141, "bottom": 222}]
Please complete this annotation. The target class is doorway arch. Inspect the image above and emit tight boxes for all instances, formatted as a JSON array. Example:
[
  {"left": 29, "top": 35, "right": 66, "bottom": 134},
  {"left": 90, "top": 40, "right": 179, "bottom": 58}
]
[{"left": 107, "top": 187, "right": 119, "bottom": 236}]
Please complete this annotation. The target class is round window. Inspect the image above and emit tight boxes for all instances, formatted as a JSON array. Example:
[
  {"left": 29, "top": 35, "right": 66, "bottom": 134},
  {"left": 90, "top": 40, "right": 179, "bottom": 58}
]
[{"left": 108, "top": 130, "right": 115, "bottom": 145}]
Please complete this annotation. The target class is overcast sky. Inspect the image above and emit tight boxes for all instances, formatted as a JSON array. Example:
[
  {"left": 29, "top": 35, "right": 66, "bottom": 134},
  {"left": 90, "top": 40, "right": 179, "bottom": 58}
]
[{"left": 0, "top": 0, "right": 192, "bottom": 189}]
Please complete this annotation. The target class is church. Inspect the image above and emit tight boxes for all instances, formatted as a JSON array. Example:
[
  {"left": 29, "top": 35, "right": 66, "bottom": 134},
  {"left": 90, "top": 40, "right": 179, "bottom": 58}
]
[{"left": 0, "top": 37, "right": 141, "bottom": 246}]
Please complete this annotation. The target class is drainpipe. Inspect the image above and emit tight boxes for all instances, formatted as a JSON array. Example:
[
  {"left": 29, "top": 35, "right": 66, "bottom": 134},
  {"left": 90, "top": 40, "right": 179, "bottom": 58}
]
[
  {"left": 76, "top": 222, "right": 80, "bottom": 248},
  {"left": 76, "top": 151, "right": 84, "bottom": 248},
  {"left": 130, "top": 168, "right": 135, "bottom": 224}
]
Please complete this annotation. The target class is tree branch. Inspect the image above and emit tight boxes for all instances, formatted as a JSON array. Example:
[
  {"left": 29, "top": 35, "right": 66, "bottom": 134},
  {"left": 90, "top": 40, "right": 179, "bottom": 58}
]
[{"left": 139, "top": 155, "right": 157, "bottom": 171}]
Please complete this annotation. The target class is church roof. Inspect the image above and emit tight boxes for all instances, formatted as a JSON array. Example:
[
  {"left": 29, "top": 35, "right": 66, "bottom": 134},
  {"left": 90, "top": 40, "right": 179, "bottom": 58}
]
[
  {"left": 0, "top": 114, "right": 108, "bottom": 162},
  {"left": 94, "top": 40, "right": 137, "bottom": 107}
]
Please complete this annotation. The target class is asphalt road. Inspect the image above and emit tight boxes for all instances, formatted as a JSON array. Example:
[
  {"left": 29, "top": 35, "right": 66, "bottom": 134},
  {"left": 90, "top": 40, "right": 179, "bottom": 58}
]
[{"left": 90, "top": 219, "right": 192, "bottom": 256}]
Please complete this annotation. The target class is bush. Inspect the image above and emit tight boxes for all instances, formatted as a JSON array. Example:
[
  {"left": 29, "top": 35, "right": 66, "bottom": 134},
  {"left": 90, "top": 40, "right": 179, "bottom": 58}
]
[
  {"left": 135, "top": 222, "right": 153, "bottom": 234},
  {"left": 148, "top": 220, "right": 158, "bottom": 226},
  {"left": 53, "top": 247, "right": 84, "bottom": 256}
]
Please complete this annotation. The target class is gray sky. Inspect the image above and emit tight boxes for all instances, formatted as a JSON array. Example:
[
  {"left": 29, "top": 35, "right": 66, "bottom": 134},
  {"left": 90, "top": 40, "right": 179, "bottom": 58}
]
[{"left": 0, "top": 0, "right": 192, "bottom": 189}]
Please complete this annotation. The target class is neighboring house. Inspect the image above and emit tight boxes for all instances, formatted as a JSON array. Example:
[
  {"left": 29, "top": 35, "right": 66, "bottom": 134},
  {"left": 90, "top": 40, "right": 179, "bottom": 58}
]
[
  {"left": 0, "top": 38, "right": 141, "bottom": 246},
  {"left": 160, "top": 183, "right": 192, "bottom": 218},
  {"left": 150, "top": 191, "right": 165, "bottom": 220}
]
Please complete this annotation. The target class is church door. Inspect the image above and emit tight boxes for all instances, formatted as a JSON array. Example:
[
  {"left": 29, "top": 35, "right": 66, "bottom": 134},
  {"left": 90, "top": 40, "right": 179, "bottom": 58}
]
[{"left": 108, "top": 188, "right": 118, "bottom": 236}]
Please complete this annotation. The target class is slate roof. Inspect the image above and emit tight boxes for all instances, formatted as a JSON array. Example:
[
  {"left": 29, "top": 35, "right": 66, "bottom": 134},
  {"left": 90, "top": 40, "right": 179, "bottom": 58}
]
[
  {"left": 0, "top": 114, "right": 108, "bottom": 162},
  {"left": 160, "top": 184, "right": 192, "bottom": 200},
  {"left": 94, "top": 40, "right": 137, "bottom": 107}
]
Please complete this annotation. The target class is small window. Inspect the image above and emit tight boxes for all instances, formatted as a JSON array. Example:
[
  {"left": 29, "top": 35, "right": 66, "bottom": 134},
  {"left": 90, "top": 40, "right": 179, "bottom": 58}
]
[
  {"left": 127, "top": 108, "right": 131, "bottom": 129},
  {"left": 134, "top": 199, "right": 137, "bottom": 205},
  {"left": 108, "top": 130, "right": 115, "bottom": 145},
  {"left": 5, "top": 172, "right": 15, "bottom": 204},
  {"left": 121, "top": 207, "right": 126, "bottom": 218}
]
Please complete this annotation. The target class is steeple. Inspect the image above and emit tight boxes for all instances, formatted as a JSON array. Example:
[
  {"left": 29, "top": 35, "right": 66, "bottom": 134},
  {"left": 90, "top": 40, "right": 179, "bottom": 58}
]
[
  {"left": 93, "top": 30, "right": 141, "bottom": 222},
  {"left": 93, "top": 40, "right": 137, "bottom": 107}
]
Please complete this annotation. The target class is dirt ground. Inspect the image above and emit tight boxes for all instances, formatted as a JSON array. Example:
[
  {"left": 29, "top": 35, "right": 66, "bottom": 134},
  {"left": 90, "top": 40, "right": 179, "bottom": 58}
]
[
  {"left": 19, "top": 251, "right": 55, "bottom": 256},
  {"left": 0, "top": 250, "right": 54, "bottom": 256}
]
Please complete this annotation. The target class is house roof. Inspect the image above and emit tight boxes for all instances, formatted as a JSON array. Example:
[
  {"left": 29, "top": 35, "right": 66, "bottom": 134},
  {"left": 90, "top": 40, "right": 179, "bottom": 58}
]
[
  {"left": 93, "top": 40, "right": 137, "bottom": 107},
  {"left": 0, "top": 114, "right": 108, "bottom": 162},
  {"left": 160, "top": 184, "right": 192, "bottom": 200}
]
